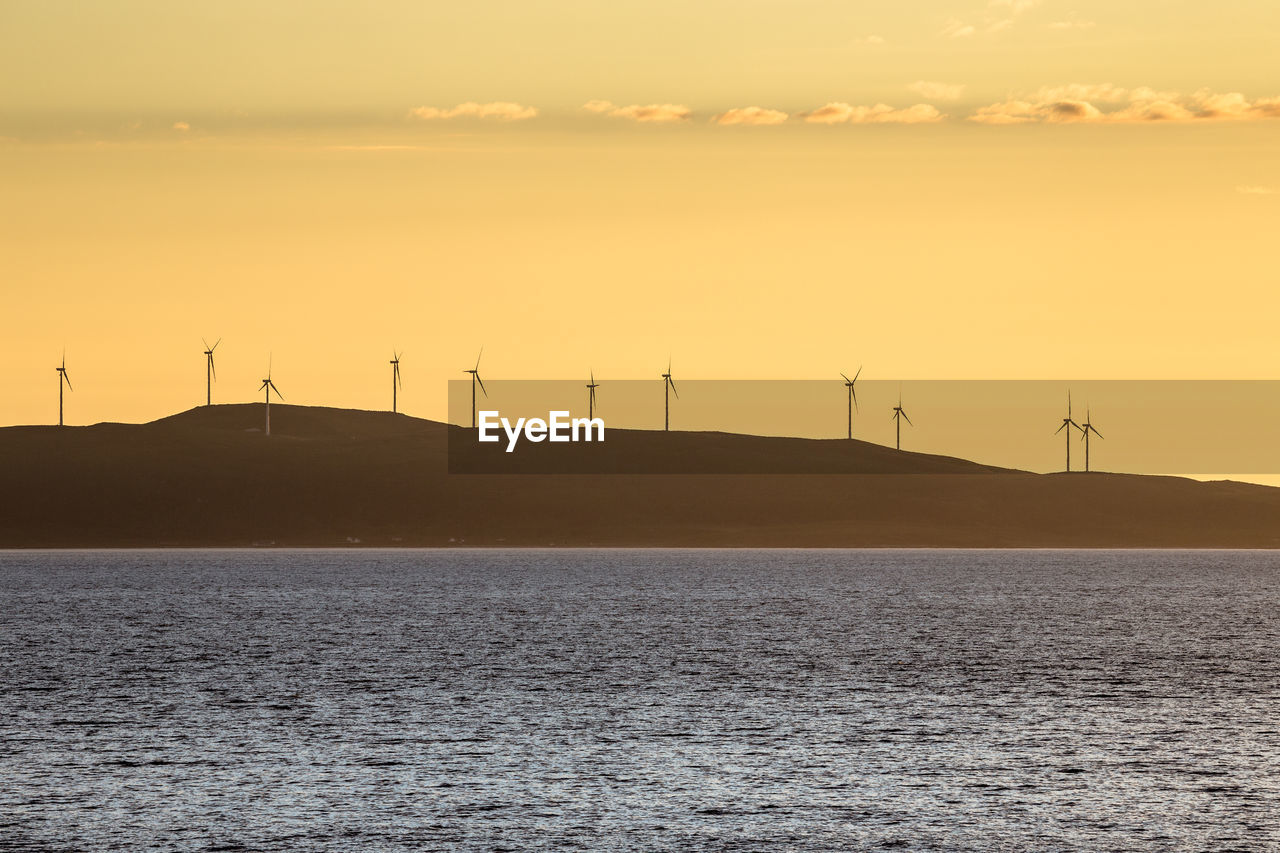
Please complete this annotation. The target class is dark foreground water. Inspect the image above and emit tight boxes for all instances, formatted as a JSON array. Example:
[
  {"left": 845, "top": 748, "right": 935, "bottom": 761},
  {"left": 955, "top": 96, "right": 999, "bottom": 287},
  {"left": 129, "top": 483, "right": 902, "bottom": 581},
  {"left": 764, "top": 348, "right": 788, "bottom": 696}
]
[{"left": 1, "top": 550, "right": 1278, "bottom": 851}]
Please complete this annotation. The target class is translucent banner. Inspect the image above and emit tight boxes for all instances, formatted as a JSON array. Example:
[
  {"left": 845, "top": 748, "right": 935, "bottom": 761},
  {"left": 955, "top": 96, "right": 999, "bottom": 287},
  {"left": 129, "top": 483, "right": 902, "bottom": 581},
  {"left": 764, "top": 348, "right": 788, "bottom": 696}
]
[{"left": 446, "top": 380, "right": 1280, "bottom": 475}]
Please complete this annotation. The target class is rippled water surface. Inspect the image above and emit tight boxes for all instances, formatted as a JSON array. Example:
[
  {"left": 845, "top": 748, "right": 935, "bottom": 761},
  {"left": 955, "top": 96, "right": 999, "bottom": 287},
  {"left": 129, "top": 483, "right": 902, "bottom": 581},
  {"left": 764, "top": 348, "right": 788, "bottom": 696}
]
[{"left": 2, "top": 549, "right": 1279, "bottom": 851}]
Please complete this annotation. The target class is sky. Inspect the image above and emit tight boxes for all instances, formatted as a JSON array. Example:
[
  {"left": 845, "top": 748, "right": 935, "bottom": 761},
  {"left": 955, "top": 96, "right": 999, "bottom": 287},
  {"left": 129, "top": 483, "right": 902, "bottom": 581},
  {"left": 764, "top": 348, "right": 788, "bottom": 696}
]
[{"left": 1, "top": 0, "right": 1278, "bottom": 433}]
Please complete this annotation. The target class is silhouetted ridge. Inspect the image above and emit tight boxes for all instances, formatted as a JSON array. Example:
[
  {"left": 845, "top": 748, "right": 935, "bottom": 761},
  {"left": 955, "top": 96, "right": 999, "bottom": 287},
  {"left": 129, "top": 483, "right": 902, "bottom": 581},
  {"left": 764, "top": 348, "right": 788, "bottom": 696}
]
[
  {"left": 0, "top": 404, "right": 1278, "bottom": 547},
  {"left": 148, "top": 403, "right": 443, "bottom": 439}
]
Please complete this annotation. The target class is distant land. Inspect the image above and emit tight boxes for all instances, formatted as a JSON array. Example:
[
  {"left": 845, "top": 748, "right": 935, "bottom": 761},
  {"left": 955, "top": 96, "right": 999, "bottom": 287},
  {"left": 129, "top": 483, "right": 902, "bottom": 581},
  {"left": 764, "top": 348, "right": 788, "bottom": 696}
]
[{"left": 1, "top": 404, "right": 1279, "bottom": 548}]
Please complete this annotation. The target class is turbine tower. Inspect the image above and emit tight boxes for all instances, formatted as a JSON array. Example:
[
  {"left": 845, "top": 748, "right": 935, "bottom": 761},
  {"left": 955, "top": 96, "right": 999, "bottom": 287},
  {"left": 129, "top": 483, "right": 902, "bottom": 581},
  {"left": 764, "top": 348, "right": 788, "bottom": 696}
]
[
  {"left": 661, "top": 360, "right": 678, "bottom": 431},
  {"left": 1055, "top": 391, "right": 1083, "bottom": 471},
  {"left": 841, "top": 367, "right": 861, "bottom": 439},
  {"left": 390, "top": 351, "right": 403, "bottom": 413},
  {"left": 202, "top": 338, "right": 220, "bottom": 406},
  {"left": 55, "top": 352, "right": 72, "bottom": 427},
  {"left": 586, "top": 370, "right": 599, "bottom": 420},
  {"left": 464, "top": 349, "right": 487, "bottom": 428},
  {"left": 891, "top": 389, "right": 912, "bottom": 450},
  {"left": 259, "top": 359, "right": 283, "bottom": 437},
  {"left": 1080, "top": 407, "right": 1104, "bottom": 473}
]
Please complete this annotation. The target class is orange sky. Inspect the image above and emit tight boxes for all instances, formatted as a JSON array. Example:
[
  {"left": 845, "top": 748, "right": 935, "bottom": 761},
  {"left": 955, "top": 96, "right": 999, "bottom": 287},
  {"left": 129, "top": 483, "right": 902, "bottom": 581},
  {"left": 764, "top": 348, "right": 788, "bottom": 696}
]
[{"left": 1, "top": 0, "right": 1278, "bottom": 429}]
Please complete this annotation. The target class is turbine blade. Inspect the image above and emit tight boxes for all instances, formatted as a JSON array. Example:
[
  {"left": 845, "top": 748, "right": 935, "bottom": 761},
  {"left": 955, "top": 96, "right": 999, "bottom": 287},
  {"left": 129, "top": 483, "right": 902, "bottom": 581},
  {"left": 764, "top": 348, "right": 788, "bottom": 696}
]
[
  {"left": 851, "top": 388, "right": 858, "bottom": 411},
  {"left": 902, "top": 411, "right": 912, "bottom": 426},
  {"left": 210, "top": 355, "right": 217, "bottom": 381},
  {"left": 475, "top": 347, "right": 483, "bottom": 371},
  {"left": 669, "top": 378, "right": 679, "bottom": 399},
  {"left": 476, "top": 374, "right": 487, "bottom": 396},
  {"left": 853, "top": 365, "right": 862, "bottom": 382},
  {"left": 1094, "top": 427, "right": 1104, "bottom": 439},
  {"left": 202, "top": 337, "right": 211, "bottom": 351},
  {"left": 840, "top": 373, "right": 850, "bottom": 383},
  {"left": 63, "top": 373, "right": 72, "bottom": 391},
  {"left": 1055, "top": 422, "right": 1066, "bottom": 434},
  {"left": 212, "top": 337, "right": 220, "bottom": 352}
]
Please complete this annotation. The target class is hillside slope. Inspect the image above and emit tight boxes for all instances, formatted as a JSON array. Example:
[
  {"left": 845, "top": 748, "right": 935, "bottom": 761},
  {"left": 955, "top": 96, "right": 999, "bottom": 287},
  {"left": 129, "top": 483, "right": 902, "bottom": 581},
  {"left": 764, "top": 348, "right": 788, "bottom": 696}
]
[{"left": 1, "top": 404, "right": 1278, "bottom": 547}]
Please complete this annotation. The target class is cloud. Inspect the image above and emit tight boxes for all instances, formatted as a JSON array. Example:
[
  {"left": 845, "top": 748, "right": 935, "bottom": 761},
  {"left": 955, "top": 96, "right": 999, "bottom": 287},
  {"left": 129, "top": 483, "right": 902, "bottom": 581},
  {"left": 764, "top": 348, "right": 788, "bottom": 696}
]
[
  {"left": 941, "top": 20, "right": 976, "bottom": 38},
  {"left": 1032, "top": 83, "right": 1131, "bottom": 103},
  {"left": 908, "top": 81, "right": 966, "bottom": 101},
  {"left": 968, "top": 100, "right": 1040, "bottom": 124},
  {"left": 615, "top": 104, "right": 691, "bottom": 122},
  {"left": 1193, "top": 90, "right": 1280, "bottom": 119},
  {"left": 1043, "top": 99, "right": 1104, "bottom": 121},
  {"left": 409, "top": 102, "right": 538, "bottom": 121},
  {"left": 1237, "top": 186, "right": 1275, "bottom": 195},
  {"left": 1049, "top": 17, "right": 1096, "bottom": 29},
  {"left": 1106, "top": 99, "right": 1193, "bottom": 122},
  {"left": 172, "top": 121, "right": 190, "bottom": 131},
  {"left": 945, "top": 0, "right": 1039, "bottom": 38},
  {"left": 800, "top": 102, "right": 945, "bottom": 125},
  {"left": 713, "top": 107, "right": 788, "bottom": 126},
  {"left": 583, "top": 101, "right": 691, "bottom": 122},
  {"left": 970, "top": 85, "right": 1280, "bottom": 124}
]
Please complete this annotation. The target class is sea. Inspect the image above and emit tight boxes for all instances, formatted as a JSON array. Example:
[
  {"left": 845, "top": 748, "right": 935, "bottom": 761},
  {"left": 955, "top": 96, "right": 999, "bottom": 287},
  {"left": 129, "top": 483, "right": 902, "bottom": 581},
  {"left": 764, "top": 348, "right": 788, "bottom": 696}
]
[{"left": 1, "top": 549, "right": 1277, "bottom": 851}]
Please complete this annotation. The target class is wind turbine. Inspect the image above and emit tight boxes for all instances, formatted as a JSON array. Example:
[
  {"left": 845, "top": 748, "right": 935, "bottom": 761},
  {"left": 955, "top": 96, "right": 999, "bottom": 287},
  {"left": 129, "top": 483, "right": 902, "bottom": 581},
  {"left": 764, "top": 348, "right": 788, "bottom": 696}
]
[
  {"left": 662, "top": 360, "right": 678, "bottom": 431},
  {"left": 1080, "top": 407, "right": 1103, "bottom": 472},
  {"left": 841, "top": 367, "right": 861, "bottom": 439},
  {"left": 464, "top": 349, "right": 486, "bottom": 428},
  {"left": 1054, "top": 391, "right": 1083, "bottom": 471},
  {"left": 586, "top": 370, "right": 599, "bottom": 419},
  {"left": 56, "top": 352, "right": 72, "bottom": 427},
  {"left": 202, "top": 338, "right": 220, "bottom": 406},
  {"left": 390, "top": 351, "right": 403, "bottom": 413},
  {"left": 891, "top": 388, "right": 912, "bottom": 450},
  {"left": 259, "top": 358, "right": 283, "bottom": 437}
]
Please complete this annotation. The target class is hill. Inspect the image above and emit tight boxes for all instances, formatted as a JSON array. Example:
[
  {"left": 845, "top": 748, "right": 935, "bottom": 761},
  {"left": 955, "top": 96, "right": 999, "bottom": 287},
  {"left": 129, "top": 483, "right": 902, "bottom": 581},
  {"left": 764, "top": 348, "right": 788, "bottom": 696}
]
[{"left": 1, "top": 404, "right": 1278, "bottom": 548}]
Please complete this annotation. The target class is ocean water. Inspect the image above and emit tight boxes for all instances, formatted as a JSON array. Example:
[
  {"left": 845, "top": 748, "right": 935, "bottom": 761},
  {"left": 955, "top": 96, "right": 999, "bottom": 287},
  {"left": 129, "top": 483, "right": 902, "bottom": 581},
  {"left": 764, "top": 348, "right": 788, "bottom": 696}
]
[{"left": 1, "top": 549, "right": 1278, "bottom": 852}]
